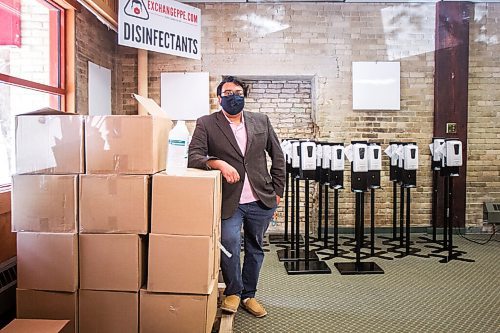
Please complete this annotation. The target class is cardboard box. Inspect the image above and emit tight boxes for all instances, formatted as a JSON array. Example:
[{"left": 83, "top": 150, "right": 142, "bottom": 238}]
[
  {"left": 0, "top": 319, "right": 69, "bottom": 333},
  {"left": 15, "top": 109, "right": 84, "bottom": 175},
  {"left": 151, "top": 169, "right": 221, "bottom": 236},
  {"left": 16, "top": 289, "right": 78, "bottom": 333},
  {"left": 79, "top": 290, "right": 138, "bottom": 333},
  {"left": 79, "top": 234, "right": 145, "bottom": 291},
  {"left": 148, "top": 233, "right": 216, "bottom": 294},
  {"left": 12, "top": 175, "right": 78, "bottom": 233},
  {"left": 17, "top": 233, "right": 78, "bottom": 292},
  {"left": 140, "top": 280, "right": 217, "bottom": 333},
  {"left": 85, "top": 115, "right": 171, "bottom": 174},
  {"left": 79, "top": 174, "right": 149, "bottom": 234}
]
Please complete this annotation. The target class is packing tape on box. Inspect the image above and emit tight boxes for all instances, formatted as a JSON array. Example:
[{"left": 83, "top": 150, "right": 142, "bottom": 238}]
[
  {"left": 113, "top": 154, "right": 128, "bottom": 172},
  {"left": 107, "top": 177, "right": 118, "bottom": 195},
  {"left": 219, "top": 242, "right": 232, "bottom": 258},
  {"left": 111, "top": 117, "right": 122, "bottom": 138},
  {"left": 39, "top": 175, "right": 49, "bottom": 192}
]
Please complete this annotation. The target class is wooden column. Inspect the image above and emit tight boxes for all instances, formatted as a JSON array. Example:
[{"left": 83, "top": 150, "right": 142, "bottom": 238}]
[
  {"left": 434, "top": 1, "right": 472, "bottom": 228},
  {"left": 138, "top": 49, "right": 148, "bottom": 115}
]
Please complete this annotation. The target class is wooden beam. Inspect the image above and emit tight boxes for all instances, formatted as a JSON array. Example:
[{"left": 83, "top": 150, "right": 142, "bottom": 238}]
[
  {"left": 138, "top": 49, "right": 148, "bottom": 115},
  {"left": 80, "top": 0, "right": 118, "bottom": 28},
  {"left": 434, "top": 1, "right": 472, "bottom": 227}
]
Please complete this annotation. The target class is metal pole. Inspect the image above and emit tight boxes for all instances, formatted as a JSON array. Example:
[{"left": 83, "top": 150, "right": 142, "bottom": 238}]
[
  {"left": 406, "top": 187, "right": 411, "bottom": 255},
  {"left": 371, "top": 188, "right": 375, "bottom": 256},
  {"left": 432, "top": 170, "right": 438, "bottom": 242},
  {"left": 295, "top": 178, "right": 300, "bottom": 256},
  {"left": 448, "top": 177, "right": 454, "bottom": 261},
  {"left": 393, "top": 181, "right": 397, "bottom": 241},
  {"left": 284, "top": 171, "right": 289, "bottom": 242},
  {"left": 318, "top": 183, "right": 323, "bottom": 240},
  {"left": 443, "top": 177, "right": 449, "bottom": 252},
  {"left": 334, "top": 188, "right": 339, "bottom": 256},
  {"left": 324, "top": 185, "right": 329, "bottom": 249},
  {"left": 305, "top": 179, "right": 310, "bottom": 263},
  {"left": 400, "top": 184, "right": 404, "bottom": 248},
  {"left": 290, "top": 175, "right": 295, "bottom": 252},
  {"left": 355, "top": 192, "right": 361, "bottom": 266}
]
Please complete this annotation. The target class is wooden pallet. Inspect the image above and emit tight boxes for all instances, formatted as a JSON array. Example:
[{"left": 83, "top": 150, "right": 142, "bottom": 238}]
[{"left": 212, "top": 282, "right": 235, "bottom": 333}]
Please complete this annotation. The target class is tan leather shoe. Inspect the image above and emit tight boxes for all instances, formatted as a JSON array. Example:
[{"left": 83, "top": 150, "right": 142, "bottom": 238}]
[
  {"left": 242, "top": 298, "right": 267, "bottom": 318},
  {"left": 221, "top": 295, "right": 240, "bottom": 313}
]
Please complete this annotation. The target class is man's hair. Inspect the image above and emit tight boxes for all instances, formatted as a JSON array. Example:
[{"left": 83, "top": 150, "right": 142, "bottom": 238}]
[{"left": 216, "top": 76, "right": 247, "bottom": 97}]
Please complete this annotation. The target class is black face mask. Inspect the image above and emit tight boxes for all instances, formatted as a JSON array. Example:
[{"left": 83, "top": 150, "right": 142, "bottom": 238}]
[{"left": 221, "top": 95, "right": 244, "bottom": 115}]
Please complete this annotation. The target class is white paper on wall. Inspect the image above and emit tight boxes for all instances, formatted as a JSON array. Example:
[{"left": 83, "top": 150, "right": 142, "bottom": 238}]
[
  {"left": 161, "top": 72, "right": 209, "bottom": 120},
  {"left": 352, "top": 61, "right": 400, "bottom": 110},
  {"left": 88, "top": 62, "right": 111, "bottom": 116}
]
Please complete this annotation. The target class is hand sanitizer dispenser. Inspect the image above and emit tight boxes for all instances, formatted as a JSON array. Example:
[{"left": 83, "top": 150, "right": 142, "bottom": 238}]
[
  {"left": 431, "top": 137, "right": 445, "bottom": 171},
  {"left": 330, "top": 144, "right": 344, "bottom": 189},
  {"left": 291, "top": 140, "right": 301, "bottom": 178},
  {"left": 388, "top": 141, "right": 401, "bottom": 182},
  {"left": 368, "top": 143, "right": 382, "bottom": 188},
  {"left": 402, "top": 143, "right": 418, "bottom": 187},
  {"left": 321, "top": 143, "right": 331, "bottom": 184},
  {"left": 299, "top": 140, "right": 317, "bottom": 180},
  {"left": 316, "top": 142, "right": 323, "bottom": 182},
  {"left": 443, "top": 139, "right": 462, "bottom": 176},
  {"left": 351, "top": 141, "right": 368, "bottom": 192}
]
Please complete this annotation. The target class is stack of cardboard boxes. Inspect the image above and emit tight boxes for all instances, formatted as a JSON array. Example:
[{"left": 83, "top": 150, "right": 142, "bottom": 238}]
[
  {"left": 11, "top": 110, "right": 221, "bottom": 333},
  {"left": 13, "top": 111, "right": 83, "bottom": 333},
  {"left": 142, "top": 170, "right": 221, "bottom": 333},
  {"left": 78, "top": 114, "right": 170, "bottom": 332}
]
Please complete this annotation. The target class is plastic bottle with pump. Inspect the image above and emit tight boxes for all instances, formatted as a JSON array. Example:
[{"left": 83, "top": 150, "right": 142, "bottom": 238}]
[{"left": 166, "top": 120, "right": 190, "bottom": 175}]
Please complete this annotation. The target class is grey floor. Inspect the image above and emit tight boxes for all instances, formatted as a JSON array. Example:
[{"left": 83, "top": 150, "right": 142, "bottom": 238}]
[{"left": 233, "top": 234, "right": 500, "bottom": 333}]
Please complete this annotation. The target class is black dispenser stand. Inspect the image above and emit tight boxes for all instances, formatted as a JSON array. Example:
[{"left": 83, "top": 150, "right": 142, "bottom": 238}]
[
  {"left": 269, "top": 168, "right": 290, "bottom": 244},
  {"left": 317, "top": 183, "right": 323, "bottom": 241},
  {"left": 364, "top": 188, "right": 392, "bottom": 260},
  {"left": 285, "top": 179, "right": 331, "bottom": 274},
  {"left": 430, "top": 175, "right": 474, "bottom": 263},
  {"left": 316, "top": 186, "right": 349, "bottom": 260},
  {"left": 277, "top": 177, "right": 315, "bottom": 262},
  {"left": 381, "top": 181, "right": 399, "bottom": 245},
  {"left": 389, "top": 184, "right": 425, "bottom": 258},
  {"left": 419, "top": 170, "right": 441, "bottom": 244},
  {"left": 335, "top": 190, "right": 384, "bottom": 275}
]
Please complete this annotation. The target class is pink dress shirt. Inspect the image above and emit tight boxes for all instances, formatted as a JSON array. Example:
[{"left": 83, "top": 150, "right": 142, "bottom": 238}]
[{"left": 224, "top": 112, "right": 259, "bottom": 204}]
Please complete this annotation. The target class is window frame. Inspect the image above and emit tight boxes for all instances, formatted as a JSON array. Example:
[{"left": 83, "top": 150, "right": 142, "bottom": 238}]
[{"left": 0, "top": 0, "right": 77, "bottom": 192}]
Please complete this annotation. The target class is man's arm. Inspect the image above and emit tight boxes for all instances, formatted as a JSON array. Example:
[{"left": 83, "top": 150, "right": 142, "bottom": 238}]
[
  {"left": 265, "top": 116, "right": 285, "bottom": 198},
  {"left": 188, "top": 117, "right": 241, "bottom": 184},
  {"left": 188, "top": 117, "right": 212, "bottom": 170}
]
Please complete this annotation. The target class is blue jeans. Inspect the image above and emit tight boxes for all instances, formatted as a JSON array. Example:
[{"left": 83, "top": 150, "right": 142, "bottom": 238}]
[{"left": 221, "top": 201, "right": 276, "bottom": 299}]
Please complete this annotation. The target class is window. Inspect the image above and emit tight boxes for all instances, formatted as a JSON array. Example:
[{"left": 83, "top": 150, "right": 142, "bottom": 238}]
[{"left": 0, "top": 0, "right": 74, "bottom": 187}]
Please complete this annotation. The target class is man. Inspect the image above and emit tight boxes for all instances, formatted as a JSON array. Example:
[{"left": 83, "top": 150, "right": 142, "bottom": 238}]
[{"left": 188, "top": 76, "right": 285, "bottom": 318}]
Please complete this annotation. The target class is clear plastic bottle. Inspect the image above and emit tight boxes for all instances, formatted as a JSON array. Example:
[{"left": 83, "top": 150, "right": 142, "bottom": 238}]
[{"left": 166, "top": 120, "right": 190, "bottom": 175}]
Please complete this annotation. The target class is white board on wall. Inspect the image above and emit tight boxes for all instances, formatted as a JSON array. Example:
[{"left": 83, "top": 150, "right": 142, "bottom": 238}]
[
  {"left": 352, "top": 61, "right": 400, "bottom": 111},
  {"left": 88, "top": 61, "right": 111, "bottom": 116},
  {"left": 161, "top": 72, "right": 209, "bottom": 120}
]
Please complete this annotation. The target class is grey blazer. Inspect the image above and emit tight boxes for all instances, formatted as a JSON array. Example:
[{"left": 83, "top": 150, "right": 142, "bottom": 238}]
[{"left": 188, "top": 110, "right": 285, "bottom": 220}]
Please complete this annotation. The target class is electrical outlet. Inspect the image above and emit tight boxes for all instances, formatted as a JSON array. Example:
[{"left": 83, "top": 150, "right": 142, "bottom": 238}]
[{"left": 446, "top": 123, "right": 457, "bottom": 134}]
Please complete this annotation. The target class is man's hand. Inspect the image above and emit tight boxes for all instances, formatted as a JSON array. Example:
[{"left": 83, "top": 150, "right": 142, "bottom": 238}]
[
  {"left": 276, "top": 195, "right": 281, "bottom": 206},
  {"left": 207, "top": 160, "right": 240, "bottom": 184}
]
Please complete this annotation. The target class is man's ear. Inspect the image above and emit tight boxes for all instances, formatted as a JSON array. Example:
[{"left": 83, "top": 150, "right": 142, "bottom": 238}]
[{"left": 217, "top": 96, "right": 222, "bottom": 105}]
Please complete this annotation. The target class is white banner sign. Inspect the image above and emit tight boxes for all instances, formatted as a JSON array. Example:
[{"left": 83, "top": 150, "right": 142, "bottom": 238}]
[{"left": 118, "top": 0, "right": 201, "bottom": 60}]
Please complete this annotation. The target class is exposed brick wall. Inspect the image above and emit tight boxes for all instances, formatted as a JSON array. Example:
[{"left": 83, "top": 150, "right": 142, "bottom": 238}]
[
  {"left": 141, "top": 3, "right": 436, "bottom": 228},
  {"left": 75, "top": 8, "right": 121, "bottom": 115},
  {"left": 84, "top": 2, "right": 499, "bottom": 228},
  {"left": 467, "top": 3, "right": 500, "bottom": 226}
]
